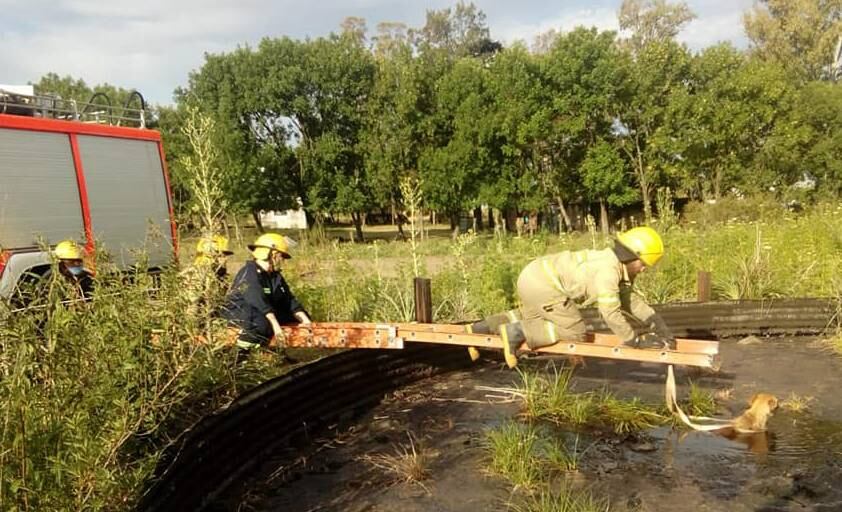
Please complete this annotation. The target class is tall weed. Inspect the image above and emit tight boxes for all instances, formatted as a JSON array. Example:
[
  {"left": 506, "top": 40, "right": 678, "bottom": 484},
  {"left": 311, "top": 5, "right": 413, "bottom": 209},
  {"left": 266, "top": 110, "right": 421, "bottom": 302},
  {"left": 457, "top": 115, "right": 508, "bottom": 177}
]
[{"left": 0, "top": 257, "right": 279, "bottom": 510}]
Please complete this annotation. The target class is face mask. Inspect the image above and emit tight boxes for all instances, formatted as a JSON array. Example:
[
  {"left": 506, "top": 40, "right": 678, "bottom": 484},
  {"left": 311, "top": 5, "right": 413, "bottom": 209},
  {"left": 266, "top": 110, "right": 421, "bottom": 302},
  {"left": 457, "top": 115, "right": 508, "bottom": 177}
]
[{"left": 67, "top": 265, "right": 86, "bottom": 277}]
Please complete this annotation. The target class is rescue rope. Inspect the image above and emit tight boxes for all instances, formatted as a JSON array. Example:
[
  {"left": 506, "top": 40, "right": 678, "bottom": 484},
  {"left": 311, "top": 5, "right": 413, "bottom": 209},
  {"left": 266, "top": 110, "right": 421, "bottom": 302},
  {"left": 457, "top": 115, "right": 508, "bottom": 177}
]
[{"left": 664, "top": 365, "right": 735, "bottom": 432}]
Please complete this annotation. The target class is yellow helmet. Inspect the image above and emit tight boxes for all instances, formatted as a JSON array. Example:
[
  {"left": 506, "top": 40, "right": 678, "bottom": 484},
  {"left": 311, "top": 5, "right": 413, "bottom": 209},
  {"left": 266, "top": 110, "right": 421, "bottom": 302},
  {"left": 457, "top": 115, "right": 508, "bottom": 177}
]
[
  {"left": 54, "top": 240, "right": 84, "bottom": 260},
  {"left": 196, "top": 235, "right": 234, "bottom": 256},
  {"left": 248, "top": 233, "right": 290, "bottom": 260},
  {"left": 616, "top": 226, "right": 664, "bottom": 267}
]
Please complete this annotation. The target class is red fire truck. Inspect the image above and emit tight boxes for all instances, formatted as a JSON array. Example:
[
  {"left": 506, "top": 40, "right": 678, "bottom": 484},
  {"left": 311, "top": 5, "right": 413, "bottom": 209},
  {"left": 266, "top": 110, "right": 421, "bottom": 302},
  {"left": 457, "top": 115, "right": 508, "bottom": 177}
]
[{"left": 0, "top": 88, "right": 177, "bottom": 299}]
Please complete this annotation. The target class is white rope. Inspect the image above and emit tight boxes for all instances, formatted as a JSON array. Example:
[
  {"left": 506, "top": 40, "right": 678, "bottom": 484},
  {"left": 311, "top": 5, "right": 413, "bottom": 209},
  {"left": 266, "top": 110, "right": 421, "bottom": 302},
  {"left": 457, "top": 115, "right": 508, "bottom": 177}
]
[{"left": 664, "top": 365, "right": 737, "bottom": 432}]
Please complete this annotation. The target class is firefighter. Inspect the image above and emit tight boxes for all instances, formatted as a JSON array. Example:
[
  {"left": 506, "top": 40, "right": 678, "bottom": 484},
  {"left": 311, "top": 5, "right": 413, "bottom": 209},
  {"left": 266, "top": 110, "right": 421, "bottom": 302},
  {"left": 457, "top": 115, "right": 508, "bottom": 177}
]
[
  {"left": 181, "top": 235, "right": 234, "bottom": 314},
  {"left": 193, "top": 235, "right": 234, "bottom": 278},
  {"left": 220, "top": 233, "right": 311, "bottom": 351},
  {"left": 470, "top": 226, "right": 674, "bottom": 368},
  {"left": 49, "top": 239, "right": 94, "bottom": 300}
]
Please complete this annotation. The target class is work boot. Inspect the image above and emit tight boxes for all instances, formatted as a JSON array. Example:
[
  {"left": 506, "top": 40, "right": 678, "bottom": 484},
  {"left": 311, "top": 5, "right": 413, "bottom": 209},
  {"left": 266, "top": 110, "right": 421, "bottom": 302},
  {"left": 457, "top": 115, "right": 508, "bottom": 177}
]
[
  {"left": 464, "top": 323, "right": 482, "bottom": 362},
  {"left": 500, "top": 322, "right": 526, "bottom": 369}
]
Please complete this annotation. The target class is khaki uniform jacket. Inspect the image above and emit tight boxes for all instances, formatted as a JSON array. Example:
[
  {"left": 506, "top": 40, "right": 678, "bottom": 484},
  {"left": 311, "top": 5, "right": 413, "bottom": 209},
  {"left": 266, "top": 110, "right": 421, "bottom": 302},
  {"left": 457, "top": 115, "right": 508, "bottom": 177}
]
[{"left": 517, "top": 247, "right": 655, "bottom": 342}]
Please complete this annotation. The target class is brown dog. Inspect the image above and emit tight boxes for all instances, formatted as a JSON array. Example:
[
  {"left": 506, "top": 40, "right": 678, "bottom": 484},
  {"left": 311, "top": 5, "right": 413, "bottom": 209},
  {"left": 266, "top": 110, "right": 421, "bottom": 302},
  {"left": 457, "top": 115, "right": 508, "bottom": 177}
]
[{"left": 732, "top": 393, "right": 779, "bottom": 433}]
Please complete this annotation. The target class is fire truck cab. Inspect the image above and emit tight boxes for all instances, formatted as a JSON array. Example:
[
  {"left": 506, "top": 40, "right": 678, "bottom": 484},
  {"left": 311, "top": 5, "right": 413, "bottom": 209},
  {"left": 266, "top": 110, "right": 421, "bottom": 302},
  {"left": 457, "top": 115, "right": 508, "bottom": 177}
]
[{"left": 0, "top": 87, "right": 177, "bottom": 299}]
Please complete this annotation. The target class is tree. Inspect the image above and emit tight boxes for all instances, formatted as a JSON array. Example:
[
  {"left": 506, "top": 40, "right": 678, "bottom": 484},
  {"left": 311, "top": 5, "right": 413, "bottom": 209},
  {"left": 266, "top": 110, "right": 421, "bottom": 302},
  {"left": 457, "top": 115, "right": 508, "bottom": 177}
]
[
  {"left": 412, "top": 1, "right": 499, "bottom": 58},
  {"left": 174, "top": 45, "right": 300, "bottom": 229},
  {"left": 419, "top": 58, "right": 498, "bottom": 228},
  {"left": 532, "top": 29, "right": 560, "bottom": 54},
  {"left": 759, "top": 81, "right": 842, "bottom": 197},
  {"left": 293, "top": 35, "right": 377, "bottom": 240},
  {"left": 340, "top": 16, "right": 368, "bottom": 46},
  {"left": 373, "top": 21, "right": 410, "bottom": 57},
  {"left": 616, "top": 40, "right": 692, "bottom": 222},
  {"left": 31, "top": 73, "right": 148, "bottom": 125},
  {"left": 666, "top": 45, "right": 797, "bottom": 199},
  {"left": 580, "top": 140, "right": 637, "bottom": 232},
  {"left": 744, "top": 0, "right": 842, "bottom": 81},
  {"left": 485, "top": 44, "right": 548, "bottom": 217},
  {"left": 362, "top": 35, "right": 424, "bottom": 232},
  {"left": 618, "top": 0, "right": 696, "bottom": 53},
  {"left": 542, "top": 28, "right": 629, "bottom": 230}
]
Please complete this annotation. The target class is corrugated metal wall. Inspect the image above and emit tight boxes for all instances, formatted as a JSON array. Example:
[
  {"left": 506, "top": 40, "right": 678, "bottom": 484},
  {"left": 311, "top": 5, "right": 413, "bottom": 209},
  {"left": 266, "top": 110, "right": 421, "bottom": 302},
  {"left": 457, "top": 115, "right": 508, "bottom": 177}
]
[
  {"left": 0, "top": 128, "right": 84, "bottom": 249},
  {"left": 77, "top": 135, "right": 172, "bottom": 267}
]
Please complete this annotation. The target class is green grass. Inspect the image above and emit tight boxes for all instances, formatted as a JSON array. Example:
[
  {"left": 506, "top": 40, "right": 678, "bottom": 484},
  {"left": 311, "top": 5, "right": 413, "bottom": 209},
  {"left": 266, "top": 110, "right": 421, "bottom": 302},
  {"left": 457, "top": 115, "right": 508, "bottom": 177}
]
[
  {"left": 686, "top": 381, "right": 717, "bottom": 417},
  {"left": 486, "top": 421, "right": 544, "bottom": 490},
  {"left": 516, "top": 366, "right": 664, "bottom": 435},
  {"left": 510, "top": 489, "right": 610, "bottom": 512}
]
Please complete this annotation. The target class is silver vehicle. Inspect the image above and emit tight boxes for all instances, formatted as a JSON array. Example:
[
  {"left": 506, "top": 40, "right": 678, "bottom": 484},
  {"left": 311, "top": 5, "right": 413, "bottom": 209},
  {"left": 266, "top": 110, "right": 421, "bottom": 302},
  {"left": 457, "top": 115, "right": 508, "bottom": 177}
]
[{"left": 0, "top": 89, "right": 177, "bottom": 299}]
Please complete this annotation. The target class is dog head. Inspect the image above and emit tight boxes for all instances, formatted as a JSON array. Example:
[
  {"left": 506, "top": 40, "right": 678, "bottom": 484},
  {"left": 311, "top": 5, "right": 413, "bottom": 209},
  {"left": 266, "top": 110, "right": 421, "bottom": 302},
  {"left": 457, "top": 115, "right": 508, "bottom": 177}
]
[{"left": 749, "top": 393, "right": 779, "bottom": 413}]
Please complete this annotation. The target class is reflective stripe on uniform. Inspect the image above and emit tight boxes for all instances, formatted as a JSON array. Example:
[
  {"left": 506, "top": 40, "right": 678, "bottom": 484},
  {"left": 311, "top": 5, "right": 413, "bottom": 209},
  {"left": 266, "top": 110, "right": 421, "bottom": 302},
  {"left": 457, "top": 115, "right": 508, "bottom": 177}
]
[
  {"left": 545, "top": 321, "right": 558, "bottom": 342},
  {"left": 542, "top": 259, "right": 566, "bottom": 294},
  {"left": 597, "top": 293, "right": 620, "bottom": 306},
  {"left": 236, "top": 340, "right": 261, "bottom": 350},
  {"left": 506, "top": 310, "right": 518, "bottom": 322}
]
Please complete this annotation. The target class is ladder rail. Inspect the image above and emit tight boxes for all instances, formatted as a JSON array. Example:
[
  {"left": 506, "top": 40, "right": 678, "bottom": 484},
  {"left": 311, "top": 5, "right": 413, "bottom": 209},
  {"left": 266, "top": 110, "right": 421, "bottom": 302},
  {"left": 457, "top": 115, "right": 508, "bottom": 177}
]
[{"left": 270, "top": 322, "right": 721, "bottom": 369}]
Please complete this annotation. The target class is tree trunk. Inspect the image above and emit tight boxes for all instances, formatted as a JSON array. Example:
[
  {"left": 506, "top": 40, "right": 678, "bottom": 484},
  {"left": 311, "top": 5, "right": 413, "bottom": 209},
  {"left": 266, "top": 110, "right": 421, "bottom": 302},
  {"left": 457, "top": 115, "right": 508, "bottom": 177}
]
[
  {"left": 713, "top": 165, "right": 722, "bottom": 199},
  {"left": 599, "top": 199, "right": 610, "bottom": 234},
  {"left": 641, "top": 184, "right": 652, "bottom": 224},
  {"left": 474, "top": 207, "right": 483, "bottom": 232},
  {"left": 351, "top": 212, "right": 365, "bottom": 242},
  {"left": 390, "top": 196, "right": 397, "bottom": 225},
  {"left": 488, "top": 208, "right": 495, "bottom": 230},
  {"left": 251, "top": 210, "right": 264, "bottom": 233},
  {"left": 632, "top": 133, "right": 652, "bottom": 224},
  {"left": 556, "top": 195, "right": 572, "bottom": 233}
]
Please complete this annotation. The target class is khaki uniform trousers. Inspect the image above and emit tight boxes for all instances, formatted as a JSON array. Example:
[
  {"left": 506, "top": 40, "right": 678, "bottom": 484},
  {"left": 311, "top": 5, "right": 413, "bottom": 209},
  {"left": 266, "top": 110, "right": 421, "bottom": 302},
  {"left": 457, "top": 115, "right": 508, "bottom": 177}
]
[{"left": 515, "top": 263, "right": 587, "bottom": 349}]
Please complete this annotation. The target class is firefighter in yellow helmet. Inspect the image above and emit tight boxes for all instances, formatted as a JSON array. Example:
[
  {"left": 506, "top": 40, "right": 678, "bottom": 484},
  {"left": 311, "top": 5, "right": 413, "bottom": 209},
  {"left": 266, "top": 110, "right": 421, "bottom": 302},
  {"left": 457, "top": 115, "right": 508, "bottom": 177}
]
[
  {"left": 470, "top": 226, "right": 674, "bottom": 368},
  {"left": 180, "top": 235, "right": 235, "bottom": 314},
  {"left": 220, "top": 233, "right": 311, "bottom": 350},
  {"left": 193, "top": 235, "right": 234, "bottom": 279},
  {"left": 50, "top": 240, "right": 94, "bottom": 299}
]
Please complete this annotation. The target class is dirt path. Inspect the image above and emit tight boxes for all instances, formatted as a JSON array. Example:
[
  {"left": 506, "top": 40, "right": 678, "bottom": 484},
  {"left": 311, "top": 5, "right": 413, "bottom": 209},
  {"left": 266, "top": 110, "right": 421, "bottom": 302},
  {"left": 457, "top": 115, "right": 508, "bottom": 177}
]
[{"left": 236, "top": 339, "right": 842, "bottom": 512}]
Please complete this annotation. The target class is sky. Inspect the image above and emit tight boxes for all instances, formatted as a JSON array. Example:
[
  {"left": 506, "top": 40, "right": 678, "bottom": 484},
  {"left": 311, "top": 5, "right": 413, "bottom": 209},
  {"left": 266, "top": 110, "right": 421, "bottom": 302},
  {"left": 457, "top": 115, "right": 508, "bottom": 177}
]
[{"left": 1, "top": 0, "right": 755, "bottom": 105}]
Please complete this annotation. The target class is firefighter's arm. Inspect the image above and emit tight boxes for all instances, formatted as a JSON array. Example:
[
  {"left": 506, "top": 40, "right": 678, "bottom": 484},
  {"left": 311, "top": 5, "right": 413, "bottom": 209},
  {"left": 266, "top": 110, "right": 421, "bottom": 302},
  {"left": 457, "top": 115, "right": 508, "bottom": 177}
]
[
  {"left": 266, "top": 312, "right": 286, "bottom": 342},
  {"left": 594, "top": 275, "right": 637, "bottom": 344},
  {"left": 624, "top": 286, "right": 674, "bottom": 343}
]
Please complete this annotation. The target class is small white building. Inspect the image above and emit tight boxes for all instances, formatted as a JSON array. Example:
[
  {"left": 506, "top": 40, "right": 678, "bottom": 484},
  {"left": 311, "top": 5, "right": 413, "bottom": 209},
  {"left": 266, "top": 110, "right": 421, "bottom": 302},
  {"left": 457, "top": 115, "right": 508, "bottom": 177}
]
[{"left": 260, "top": 208, "right": 308, "bottom": 230}]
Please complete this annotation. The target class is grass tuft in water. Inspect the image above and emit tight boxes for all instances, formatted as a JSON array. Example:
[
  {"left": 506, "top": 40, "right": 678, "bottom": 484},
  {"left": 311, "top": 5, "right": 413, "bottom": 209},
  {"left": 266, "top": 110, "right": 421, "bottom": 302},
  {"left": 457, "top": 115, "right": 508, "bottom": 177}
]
[
  {"left": 686, "top": 381, "right": 717, "bottom": 417},
  {"left": 780, "top": 393, "right": 815, "bottom": 413},
  {"left": 516, "top": 367, "right": 663, "bottom": 434},
  {"left": 486, "top": 421, "right": 543, "bottom": 490}
]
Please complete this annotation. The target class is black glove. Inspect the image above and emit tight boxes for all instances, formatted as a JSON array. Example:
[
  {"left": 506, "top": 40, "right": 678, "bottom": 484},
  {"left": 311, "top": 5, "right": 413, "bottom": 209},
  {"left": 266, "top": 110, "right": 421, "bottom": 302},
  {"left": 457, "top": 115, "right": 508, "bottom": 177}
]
[{"left": 646, "top": 314, "right": 676, "bottom": 349}]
